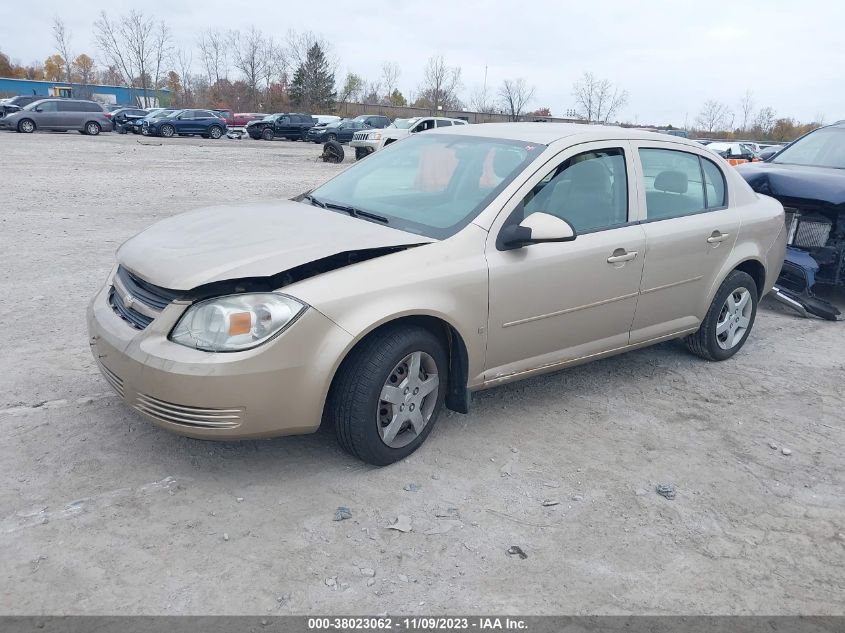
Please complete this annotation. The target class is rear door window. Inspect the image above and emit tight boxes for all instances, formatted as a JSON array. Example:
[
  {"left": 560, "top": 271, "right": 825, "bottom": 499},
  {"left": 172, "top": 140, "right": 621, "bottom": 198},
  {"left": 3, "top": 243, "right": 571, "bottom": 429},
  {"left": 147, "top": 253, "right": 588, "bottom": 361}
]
[
  {"left": 436, "top": 120, "right": 453, "bottom": 127},
  {"left": 639, "top": 148, "right": 707, "bottom": 220}
]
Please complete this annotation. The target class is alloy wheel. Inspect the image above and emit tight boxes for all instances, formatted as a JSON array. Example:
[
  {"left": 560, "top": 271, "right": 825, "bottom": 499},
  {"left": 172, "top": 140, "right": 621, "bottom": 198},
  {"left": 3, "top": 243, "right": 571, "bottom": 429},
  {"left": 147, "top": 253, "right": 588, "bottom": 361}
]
[
  {"left": 20, "top": 120, "right": 34, "bottom": 133},
  {"left": 377, "top": 351, "right": 440, "bottom": 449},
  {"left": 716, "top": 287, "right": 752, "bottom": 350}
]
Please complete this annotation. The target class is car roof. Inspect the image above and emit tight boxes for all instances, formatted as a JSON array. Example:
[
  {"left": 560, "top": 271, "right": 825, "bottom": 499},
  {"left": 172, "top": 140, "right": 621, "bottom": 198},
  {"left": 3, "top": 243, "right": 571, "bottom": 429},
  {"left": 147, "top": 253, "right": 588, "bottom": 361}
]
[{"left": 426, "top": 122, "right": 707, "bottom": 148}]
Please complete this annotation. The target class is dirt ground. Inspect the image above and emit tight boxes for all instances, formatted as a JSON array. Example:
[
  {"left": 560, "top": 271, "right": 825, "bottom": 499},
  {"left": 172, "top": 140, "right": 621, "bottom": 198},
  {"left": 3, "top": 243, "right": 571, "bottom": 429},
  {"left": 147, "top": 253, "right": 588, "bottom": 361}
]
[{"left": 1, "top": 131, "right": 843, "bottom": 616}]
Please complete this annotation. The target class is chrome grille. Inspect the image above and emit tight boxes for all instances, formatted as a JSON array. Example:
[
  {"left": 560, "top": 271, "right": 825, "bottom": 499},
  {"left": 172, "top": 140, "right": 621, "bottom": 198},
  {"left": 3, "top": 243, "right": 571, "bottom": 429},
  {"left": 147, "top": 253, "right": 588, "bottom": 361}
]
[
  {"left": 109, "top": 266, "right": 182, "bottom": 330},
  {"left": 134, "top": 393, "right": 243, "bottom": 429},
  {"left": 97, "top": 362, "right": 125, "bottom": 397}
]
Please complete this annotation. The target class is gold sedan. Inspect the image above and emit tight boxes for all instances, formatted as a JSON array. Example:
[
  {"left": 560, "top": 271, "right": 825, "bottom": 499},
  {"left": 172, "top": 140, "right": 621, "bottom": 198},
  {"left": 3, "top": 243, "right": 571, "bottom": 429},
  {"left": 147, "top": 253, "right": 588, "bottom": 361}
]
[{"left": 88, "top": 123, "right": 786, "bottom": 465}]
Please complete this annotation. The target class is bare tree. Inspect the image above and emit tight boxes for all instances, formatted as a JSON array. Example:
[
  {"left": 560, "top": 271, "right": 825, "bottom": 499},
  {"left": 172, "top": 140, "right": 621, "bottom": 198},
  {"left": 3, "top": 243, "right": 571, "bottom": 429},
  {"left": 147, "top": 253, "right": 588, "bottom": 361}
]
[
  {"left": 198, "top": 29, "right": 228, "bottom": 87},
  {"left": 175, "top": 48, "right": 194, "bottom": 107},
  {"left": 94, "top": 12, "right": 137, "bottom": 93},
  {"left": 362, "top": 79, "right": 382, "bottom": 104},
  {"left": 739, "top": 89, "right": 754, "bottom": 132},
  {"left": 151, "top": 21, "right": 173, "bottom": 106},
  {"left": 572, "top": 72, "right": 627, "bottom": 123},
  {"left": 262, "top": 38, "right": 287, "bottom": 91},
  {"left": 695, "top": 100, "right": 734, "bottom": 134},
  {"left": 380, "top": 61, "right": 400, "bottom": 100},
  {"left": 52, "top": 18, "right": 74, "bottom": 84},
  {"left": 470, "top": 84, "right": 496, "bottom": 114},
  {"left": 498, "top": 78, "right": 535, "bottom": 121},
  {"left": 752, "top": 106, "right": 776, "bottom": 135},
  {"left": 122, "top": 11, "right": 156, "bottom": 105},
  {"left": 417, "top": 56, "right": 462, "bottom": 111},
  {"left": 229, "top": 27, "right": 268, "bottom": 109}
]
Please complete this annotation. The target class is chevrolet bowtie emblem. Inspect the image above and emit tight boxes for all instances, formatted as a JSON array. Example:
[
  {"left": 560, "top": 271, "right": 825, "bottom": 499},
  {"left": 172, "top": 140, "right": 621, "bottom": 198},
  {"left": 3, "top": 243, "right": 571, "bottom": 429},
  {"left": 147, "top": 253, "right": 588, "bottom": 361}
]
[{"left": 121, "top": 292, "right": 135, "bottom": 310}]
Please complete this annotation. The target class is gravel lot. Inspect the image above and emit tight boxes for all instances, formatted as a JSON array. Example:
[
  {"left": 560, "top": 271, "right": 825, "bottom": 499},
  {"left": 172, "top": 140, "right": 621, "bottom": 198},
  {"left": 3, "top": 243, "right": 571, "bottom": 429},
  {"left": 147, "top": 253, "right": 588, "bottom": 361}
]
[{"left": 1, "top": 131, "right": 843, "bottom": 616}]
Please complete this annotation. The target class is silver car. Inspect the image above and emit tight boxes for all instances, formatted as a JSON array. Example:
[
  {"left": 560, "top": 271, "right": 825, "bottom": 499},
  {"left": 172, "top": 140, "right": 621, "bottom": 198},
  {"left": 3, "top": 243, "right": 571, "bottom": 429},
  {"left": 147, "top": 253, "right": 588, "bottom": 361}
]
[{"left": 1, "top": 98, "right": 112, "bottom": 135}]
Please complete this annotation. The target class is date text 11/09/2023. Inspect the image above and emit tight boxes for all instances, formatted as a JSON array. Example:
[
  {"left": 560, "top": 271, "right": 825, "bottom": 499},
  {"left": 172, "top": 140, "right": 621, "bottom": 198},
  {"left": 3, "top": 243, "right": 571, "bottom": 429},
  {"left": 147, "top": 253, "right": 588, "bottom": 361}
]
[{"left": 307, "top": 617, "right": 528, "bottom": 630}]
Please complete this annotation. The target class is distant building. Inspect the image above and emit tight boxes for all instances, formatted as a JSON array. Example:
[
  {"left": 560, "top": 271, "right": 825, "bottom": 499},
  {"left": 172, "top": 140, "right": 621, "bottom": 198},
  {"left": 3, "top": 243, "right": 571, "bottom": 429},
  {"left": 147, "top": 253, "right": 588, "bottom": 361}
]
[{"left": 0, "top": 77, "right": 171, "bottom": 107}]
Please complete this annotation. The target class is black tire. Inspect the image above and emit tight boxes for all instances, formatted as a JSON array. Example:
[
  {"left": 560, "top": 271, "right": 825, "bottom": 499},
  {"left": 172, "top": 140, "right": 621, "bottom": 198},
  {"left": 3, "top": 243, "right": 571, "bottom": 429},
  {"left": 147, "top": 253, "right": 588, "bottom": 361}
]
[
  {"left": 209, "top": 125, "right": 223, "bottom": 139},
  {"left": 261, "top": 127, "right": 274, "bottom": 141},
  {"left": 321, "top": 140, "right": 345, "bottom": 163},
  {"left": 685, "top": 270, "right": 758, "bottom": 361},
  {"left": 159, "top": 124, "right": 175, "bottom": 138},
  {"left": 355, "top": 147, "right": 371, "bottom": 161},
  {"left": 329, "top": 325, "right": 447, "bottom": 466},
  {"left": 85, "top": 121, "right": 101, "bottom": 136},
  {"left": 17, "top": 118, "right": 35, "bottom": 133}
]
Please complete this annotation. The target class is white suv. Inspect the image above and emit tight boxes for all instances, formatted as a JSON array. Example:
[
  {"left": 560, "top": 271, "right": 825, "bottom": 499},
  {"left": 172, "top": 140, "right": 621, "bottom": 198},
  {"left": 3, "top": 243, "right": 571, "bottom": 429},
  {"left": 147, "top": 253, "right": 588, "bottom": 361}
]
[{"left": 350, "top": 116, "right": 469, "bottom": 159}]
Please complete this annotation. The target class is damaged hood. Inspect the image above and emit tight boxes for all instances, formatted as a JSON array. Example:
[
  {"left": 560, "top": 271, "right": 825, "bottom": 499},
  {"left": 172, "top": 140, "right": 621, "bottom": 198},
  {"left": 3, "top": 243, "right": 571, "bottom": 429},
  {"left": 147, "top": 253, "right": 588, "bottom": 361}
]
[
  {"left": 117, "top": 200, "right": 433, "bottom": 290},
  {"left": 737, "top": 162, "right": 845, "bottom": 207}
]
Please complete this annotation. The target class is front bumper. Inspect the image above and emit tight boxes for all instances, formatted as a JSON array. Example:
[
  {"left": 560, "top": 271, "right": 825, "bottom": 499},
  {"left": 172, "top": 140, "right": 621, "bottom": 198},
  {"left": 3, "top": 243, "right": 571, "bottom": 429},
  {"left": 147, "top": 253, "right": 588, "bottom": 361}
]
[
  {"left": 87, "top": 274, "right": 353, "bottom": 439},
  {"left": 349, "top": 138, "right": 380, "bottom": 151}
]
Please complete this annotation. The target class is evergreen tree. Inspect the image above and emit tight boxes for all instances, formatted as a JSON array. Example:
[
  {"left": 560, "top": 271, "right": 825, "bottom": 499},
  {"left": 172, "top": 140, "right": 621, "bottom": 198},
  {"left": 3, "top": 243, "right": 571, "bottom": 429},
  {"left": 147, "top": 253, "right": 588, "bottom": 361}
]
[{"left": 289, "top": 43, "right": 336, "bottom": 112}]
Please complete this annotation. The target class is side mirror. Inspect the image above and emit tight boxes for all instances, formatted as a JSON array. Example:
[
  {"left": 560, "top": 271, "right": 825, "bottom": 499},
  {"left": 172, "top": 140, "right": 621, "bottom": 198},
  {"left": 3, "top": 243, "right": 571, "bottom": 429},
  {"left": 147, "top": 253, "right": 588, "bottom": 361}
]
[
  {"left": 498, "top": 212, "right": 576, "bottom": 251},
  {"left": 35, "top": 106, "right": 43, "bottom": 112}
]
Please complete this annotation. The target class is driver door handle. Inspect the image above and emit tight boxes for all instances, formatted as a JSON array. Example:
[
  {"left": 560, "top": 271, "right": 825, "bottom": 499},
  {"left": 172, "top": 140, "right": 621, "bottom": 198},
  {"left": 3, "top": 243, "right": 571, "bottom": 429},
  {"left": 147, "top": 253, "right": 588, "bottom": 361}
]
[
  {"left": 707, "top": 230, "right": 729, "bottom": 244},
  {"left": 607, "top": 248, "right": 638, "bottom": 264}
]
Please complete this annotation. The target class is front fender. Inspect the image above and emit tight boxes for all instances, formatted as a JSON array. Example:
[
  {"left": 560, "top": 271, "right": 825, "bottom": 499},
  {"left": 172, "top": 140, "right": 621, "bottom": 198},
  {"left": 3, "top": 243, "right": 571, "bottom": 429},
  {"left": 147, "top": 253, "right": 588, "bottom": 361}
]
[{"left": 285, "top": 224, "right": 490, "bottom": 393}]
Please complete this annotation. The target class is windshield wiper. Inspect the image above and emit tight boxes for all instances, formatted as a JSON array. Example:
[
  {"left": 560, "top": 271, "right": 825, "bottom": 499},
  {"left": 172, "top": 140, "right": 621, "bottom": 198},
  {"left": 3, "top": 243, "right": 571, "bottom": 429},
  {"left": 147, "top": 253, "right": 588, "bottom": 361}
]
[
  {"left": 303, "top": 194, "right": 326, "bottom": 208},
  {"left": 306, "top": 195, "right": 389, "bottom": 224}
]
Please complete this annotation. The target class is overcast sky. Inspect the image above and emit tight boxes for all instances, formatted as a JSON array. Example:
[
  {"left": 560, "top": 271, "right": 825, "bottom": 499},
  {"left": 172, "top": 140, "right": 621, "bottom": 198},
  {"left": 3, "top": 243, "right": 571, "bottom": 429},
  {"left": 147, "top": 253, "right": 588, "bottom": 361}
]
[{"left": 4, "top": 0, "right": 843, "bottom": 126}]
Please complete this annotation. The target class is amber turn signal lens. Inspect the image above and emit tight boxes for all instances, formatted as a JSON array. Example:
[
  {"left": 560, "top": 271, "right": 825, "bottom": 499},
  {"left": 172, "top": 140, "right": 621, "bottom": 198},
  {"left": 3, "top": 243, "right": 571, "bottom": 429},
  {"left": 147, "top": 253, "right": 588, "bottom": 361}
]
[{"left": 228, "top": 312, "right": 252, "bottom": 335}]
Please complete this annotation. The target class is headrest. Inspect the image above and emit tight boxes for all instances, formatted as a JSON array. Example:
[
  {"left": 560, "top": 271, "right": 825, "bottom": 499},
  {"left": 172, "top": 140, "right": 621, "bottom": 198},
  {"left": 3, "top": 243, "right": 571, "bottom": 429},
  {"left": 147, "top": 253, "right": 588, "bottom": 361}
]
[
  {"left": 654, "top": 170, "right": 688, "bottom": 194},
  {"left": 567, "top": 159, "right": 609, "bottom": 189}
]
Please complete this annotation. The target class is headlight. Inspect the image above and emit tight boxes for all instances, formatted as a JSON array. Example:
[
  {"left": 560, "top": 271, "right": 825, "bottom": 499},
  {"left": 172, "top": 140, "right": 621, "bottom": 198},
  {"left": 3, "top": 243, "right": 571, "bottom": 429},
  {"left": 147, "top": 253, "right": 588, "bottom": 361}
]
[
  {"left": 170, "top": 293, "right": 305, "bottom": 352},
  {"left": 370, "top": 132, "right": 382, "bottom": 141}
]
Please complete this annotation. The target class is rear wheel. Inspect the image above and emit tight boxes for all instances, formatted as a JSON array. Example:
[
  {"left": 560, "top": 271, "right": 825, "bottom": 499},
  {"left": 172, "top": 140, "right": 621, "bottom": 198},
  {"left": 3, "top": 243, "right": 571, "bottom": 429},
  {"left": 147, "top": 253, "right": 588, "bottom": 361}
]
[
  {"left": 85, "top": 121, "right": 101, "bottom": 136},
  {"left": 261, "top": 127, "right": 274, "bottom": 141},
  {"left": 330, "top": 326, "right": 447, "bottom": 466},
  {"left": 17, "top": 119, "right": 35, "bottom": 133},
  {"left": 685, "top": 270, "right": 758, "bottom": 361},
  {"left": 159, "top": 124, "right": 175, "bottom": 138},
  {"left": 209, "top": 125, "right": 223, "bottom": 139}
]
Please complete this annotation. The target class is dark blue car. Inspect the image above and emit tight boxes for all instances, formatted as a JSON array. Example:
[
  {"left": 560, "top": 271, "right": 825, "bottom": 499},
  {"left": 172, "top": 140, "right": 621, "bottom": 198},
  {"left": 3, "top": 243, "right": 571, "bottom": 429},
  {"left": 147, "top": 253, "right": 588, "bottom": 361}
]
[
  {"left": 144, "top": 109, "right": 227, "bottom": 139},
  {"left": 737, "top": 121, "right": 845, "bottom": 320}
]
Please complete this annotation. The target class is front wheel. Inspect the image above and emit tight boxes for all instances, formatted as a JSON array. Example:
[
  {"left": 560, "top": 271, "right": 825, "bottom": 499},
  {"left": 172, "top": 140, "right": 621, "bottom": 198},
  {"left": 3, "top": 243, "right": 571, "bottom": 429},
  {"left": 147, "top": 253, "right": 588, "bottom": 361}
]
[
  {"left": 17, "top": 119, "right": 35, "bottom": 133},
  {"left": 329, "top": 326, "right": 447, "bottom": 466},
  {"left": 261, "top": 127, "right": 274, "bottom": 141},
  {"left": 685, "top": 270, "right": 758, "bottom": 361}
]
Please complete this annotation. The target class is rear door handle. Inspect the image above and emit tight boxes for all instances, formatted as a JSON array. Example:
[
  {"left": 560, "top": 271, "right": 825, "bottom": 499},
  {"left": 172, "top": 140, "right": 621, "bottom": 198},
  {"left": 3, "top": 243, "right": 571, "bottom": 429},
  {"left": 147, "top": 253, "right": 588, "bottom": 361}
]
[
  {"left": 607, "top": 249, "right": 638, "bottom": 264},
  {"left": 707, "top": 231, "right": 729, "bottom": 244}
]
